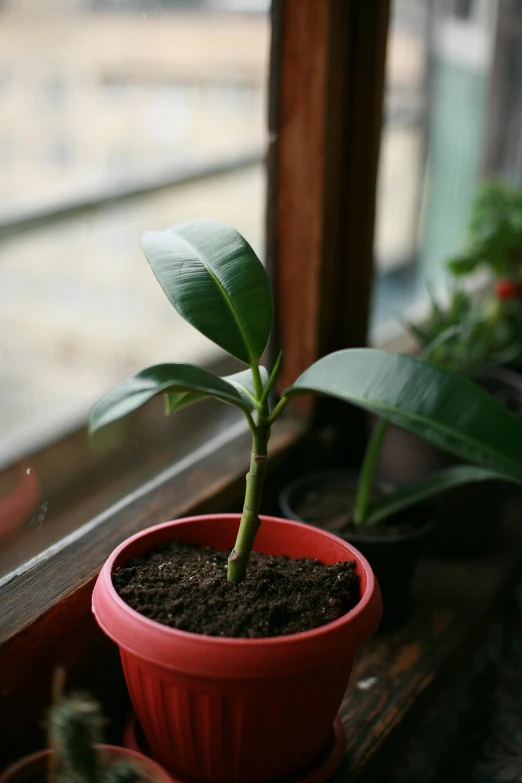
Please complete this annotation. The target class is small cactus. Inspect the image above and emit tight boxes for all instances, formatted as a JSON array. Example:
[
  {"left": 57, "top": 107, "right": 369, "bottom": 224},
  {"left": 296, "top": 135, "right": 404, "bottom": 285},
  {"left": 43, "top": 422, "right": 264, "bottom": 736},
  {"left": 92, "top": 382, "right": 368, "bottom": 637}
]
[
  {"left": 49, "top": 695, "right": 105, "bottom": 783},
  {"left": 47, "top": 673, "right": 139, "bottom": 783}
]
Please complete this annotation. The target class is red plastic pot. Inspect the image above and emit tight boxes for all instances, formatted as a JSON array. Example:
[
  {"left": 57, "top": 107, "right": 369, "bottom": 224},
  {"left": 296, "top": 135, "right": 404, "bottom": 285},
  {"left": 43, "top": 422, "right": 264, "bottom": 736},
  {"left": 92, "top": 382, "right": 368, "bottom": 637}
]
[
  {"left": 0, "top": 746, "right": 172, "bottom": 783},
  {"left": 92, "top": 514, "right": 382, "bottom": 783}
]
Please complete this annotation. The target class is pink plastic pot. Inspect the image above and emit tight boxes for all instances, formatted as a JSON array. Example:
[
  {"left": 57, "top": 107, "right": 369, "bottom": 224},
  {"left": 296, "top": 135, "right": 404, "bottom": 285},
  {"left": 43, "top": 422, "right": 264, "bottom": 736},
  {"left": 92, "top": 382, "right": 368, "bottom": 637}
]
[
  {"left": 93, "top": 514, "right": 382, "bottom": 783},
  {"left": 0, "top": 746, "right": 172, "bottom": 783}
]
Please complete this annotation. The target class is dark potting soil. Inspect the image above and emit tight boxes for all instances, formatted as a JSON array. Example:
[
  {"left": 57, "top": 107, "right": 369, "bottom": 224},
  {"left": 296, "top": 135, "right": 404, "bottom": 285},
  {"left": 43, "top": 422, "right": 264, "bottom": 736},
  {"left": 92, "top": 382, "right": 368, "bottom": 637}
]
[
  {"left": 113, "top": 541, "right": 360, "bottom": 638},
  {"left": 295, "top": 484, "right": 422, "bottom": 538}
]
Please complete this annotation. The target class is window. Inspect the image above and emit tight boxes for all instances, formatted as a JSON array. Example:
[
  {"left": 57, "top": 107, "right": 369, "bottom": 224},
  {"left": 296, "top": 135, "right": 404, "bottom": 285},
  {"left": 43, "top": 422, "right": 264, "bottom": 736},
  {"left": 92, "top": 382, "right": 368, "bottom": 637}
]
[
  {"left": 372, "top": 0, "right": 522, "bottom": 332},
  {"left": 0, "top": 0, "right": 270, "bottom": 581},
  {"left": 0, "top": 0, "right": 390, "bottom": 763}
]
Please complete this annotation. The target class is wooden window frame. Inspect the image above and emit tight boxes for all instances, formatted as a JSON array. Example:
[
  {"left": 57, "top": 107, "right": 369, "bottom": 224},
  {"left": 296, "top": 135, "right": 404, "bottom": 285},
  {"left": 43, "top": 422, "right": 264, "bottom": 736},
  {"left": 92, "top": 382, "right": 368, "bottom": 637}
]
[{"left": 0, "top": 0, "right": 389, "bottom": 763}]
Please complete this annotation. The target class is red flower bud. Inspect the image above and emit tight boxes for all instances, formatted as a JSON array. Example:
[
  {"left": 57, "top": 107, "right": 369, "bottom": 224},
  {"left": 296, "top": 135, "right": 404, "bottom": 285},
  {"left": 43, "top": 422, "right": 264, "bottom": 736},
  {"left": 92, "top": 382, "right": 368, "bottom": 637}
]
[{"left": 494, "top": 279, "right": 522, "bottom": 300}]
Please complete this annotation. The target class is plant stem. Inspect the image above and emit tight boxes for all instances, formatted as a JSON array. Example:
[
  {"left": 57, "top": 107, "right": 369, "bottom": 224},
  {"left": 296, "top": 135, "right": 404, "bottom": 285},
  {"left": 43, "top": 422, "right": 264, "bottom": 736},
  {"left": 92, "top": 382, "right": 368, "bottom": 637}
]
[
  {"left": 227, "top": 410, "right": 270, "bottom": 583},
  {"left": 251, "top": 364, "right": 264, "bottom": 403},
  {"left": 260, "top": 350, "right": 283, "bottom": 404},
  {"left": 353, "top": 418, "right": 390, "bottom": 525},
  {"left": 267, "top": 395, "right": 289, "bottom": 425}
]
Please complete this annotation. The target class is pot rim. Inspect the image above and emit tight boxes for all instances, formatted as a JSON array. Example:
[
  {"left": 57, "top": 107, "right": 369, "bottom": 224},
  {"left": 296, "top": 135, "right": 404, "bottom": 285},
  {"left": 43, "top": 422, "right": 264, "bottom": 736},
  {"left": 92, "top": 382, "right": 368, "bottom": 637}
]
[
  {"left": 96, "top": 514, "right": 376, "bottom": 647},
  {"left": 279, "top": 469, "right": 434, "bottom": 544},
  {"left": 0, "top": 745, "right": 171, "bottom": 783},
  {"left": 92, "top": 514, "right": 382, "bottom": 677}
]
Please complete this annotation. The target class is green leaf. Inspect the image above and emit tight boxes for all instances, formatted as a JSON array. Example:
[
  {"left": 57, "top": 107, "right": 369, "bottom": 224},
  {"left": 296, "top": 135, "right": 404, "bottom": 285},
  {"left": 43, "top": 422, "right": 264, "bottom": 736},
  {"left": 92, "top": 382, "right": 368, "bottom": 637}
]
[
  {"left": 282, "top": 348, "right": 522, "bottom": 482},
  {"left": 365, "top": 465, "right": 518, "bottom": 526},
  {"left": 90, "top": 363, "right": 253, "bottom": 433},
  {"left": 447, "top": 253, "right": 481, "bottom": 276},
  {"left": 141, "top": 220, "right": 273, "bottom": 364},
  {"left": 225, "top": 367, "right": 269, "bottom": 406},
  {"left": 164, "top": 390, "right": 202, "bottom": 415},
  {"left": 164, "top": 367, "right": 269, "bottom": 415}
]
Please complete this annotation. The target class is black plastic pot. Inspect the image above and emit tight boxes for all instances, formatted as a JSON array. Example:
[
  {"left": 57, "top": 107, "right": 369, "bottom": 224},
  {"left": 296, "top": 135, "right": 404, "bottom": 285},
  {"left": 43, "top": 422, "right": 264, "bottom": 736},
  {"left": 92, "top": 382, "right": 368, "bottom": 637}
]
[{"left": 279, "top": 470, "right": 433, "bottom": 632}]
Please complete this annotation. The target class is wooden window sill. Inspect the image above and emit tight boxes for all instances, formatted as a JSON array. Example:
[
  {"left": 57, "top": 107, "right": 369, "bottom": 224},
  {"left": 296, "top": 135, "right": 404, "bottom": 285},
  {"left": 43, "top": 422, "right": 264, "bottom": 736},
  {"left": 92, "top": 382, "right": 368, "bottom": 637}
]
[{"left": 332, "top": 511, "right": 522, "bottom": 781}]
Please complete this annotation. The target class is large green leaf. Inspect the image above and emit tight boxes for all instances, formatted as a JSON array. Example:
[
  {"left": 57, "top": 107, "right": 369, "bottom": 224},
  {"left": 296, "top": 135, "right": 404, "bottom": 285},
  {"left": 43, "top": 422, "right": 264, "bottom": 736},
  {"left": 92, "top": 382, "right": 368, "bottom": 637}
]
[
  {"left": 141, "top": 220, "right": 273, "bottom": 364},
  {"left": 283, "top": 348, "right": 522, "bottom": 482},
  {"left": 365, "top": 465, "right": 519, "bottom": 526},
  {"left": 90, "top": 364, "right": 253, "bottom": 433},
  {"left": 164, "top": 367, "right": 269, "bottom": 415}
]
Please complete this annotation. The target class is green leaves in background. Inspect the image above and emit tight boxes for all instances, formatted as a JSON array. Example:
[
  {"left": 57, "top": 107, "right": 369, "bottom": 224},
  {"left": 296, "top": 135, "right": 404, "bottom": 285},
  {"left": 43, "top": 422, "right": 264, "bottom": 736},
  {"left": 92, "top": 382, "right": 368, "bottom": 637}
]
[
  {"left": 283, "top": 348, "right": 522, "bottom": 483},
  {"left": 448, "top": 182, "right": 522, "bottom": 277},
  {"left": 447, "top": 253, "right": 482, "bottom": 276},
  {"left": 90, "top": 364, "right": 268, "bottom": 433},
  {"left": 142, "top": 220, "right": 273, "bottom": 365}
]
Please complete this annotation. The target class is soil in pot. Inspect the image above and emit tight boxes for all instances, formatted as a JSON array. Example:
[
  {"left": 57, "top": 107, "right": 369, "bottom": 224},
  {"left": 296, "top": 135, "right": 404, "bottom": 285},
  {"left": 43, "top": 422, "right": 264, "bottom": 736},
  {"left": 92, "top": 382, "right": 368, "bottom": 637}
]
[
  {"left": 282, "top": 472, "right": 432, "bottom": 632},
  {"left": 294, "top": 481, "right": 419, "bottom": 538},
  {"left": 113, "top": 540, "right": 360, "bottom": 638}
]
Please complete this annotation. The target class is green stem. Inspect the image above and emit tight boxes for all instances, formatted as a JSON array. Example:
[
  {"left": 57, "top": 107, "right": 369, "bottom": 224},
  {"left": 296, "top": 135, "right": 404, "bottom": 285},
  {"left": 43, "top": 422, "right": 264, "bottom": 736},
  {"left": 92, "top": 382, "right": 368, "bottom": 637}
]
[
  {"left": 353, "top": 418, "right": 390, "bottom": 525},
  {"left": 267, "top": 395, "right": 289, "bottom": 425},
  {"left": 227, "top": 413, "right": 270, "bottom": 583},
  {"left": 260, "top": 350, "right": 283, "bottom": 404},
  {"left": 251, "top": 364, "right": 264, "bottom": 403}
]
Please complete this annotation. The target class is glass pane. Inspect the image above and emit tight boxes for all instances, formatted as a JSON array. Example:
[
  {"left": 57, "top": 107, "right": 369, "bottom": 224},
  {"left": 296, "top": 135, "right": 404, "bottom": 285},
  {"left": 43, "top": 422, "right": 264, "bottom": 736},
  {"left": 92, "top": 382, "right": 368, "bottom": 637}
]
[
  {"left": 0, "top": 0, "right": 269, "bottom": 580},
  {"left": 372, "top": 0, "right": 520, "bottom": 330}
]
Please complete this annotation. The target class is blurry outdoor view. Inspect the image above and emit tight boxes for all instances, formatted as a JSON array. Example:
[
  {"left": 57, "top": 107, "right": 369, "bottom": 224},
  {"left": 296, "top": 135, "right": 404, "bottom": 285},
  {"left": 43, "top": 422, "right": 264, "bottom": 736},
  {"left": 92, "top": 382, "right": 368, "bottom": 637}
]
[{"left": 0, "top": 0, "right": 269, "bottom": 463}]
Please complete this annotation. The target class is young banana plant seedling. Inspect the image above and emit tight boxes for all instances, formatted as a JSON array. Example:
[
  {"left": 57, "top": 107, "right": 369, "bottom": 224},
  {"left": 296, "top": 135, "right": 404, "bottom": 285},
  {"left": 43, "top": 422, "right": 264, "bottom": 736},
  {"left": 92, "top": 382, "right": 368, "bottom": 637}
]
[{"left": 90, "top": 220, "right": 522, "bottom": 583}]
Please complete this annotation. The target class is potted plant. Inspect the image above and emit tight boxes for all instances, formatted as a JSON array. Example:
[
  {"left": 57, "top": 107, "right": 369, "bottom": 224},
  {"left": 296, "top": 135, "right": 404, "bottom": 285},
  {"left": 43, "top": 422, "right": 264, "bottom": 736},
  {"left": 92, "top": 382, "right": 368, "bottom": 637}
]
[
  {"left": 448, "top": 180, "right": 522, "bottom": 370},
  {"left": 90, "top": 220, "right": 522, "bottom": 782},
  {"left": 0, "top": 682, "right": 171, "bottom": 783},
  {"left": 393, "top": 186, "right": 522, "bottom": 549},
  {"left": 375, "top": 284, "right": 522, "bottom": 557},
  {"left": 282, "top": 282, "right": 522, "bottom": 625}
]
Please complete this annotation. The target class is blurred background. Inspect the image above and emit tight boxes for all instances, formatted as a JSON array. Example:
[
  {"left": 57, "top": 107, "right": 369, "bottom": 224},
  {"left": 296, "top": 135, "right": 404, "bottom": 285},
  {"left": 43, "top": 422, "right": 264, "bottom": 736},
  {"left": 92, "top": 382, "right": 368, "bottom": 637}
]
[
  {"left": 1, "top": 0, "right": 522, "bottom": 576},
  {"left": 0, "top": 0, "right": 269, "bottom": 458}
]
